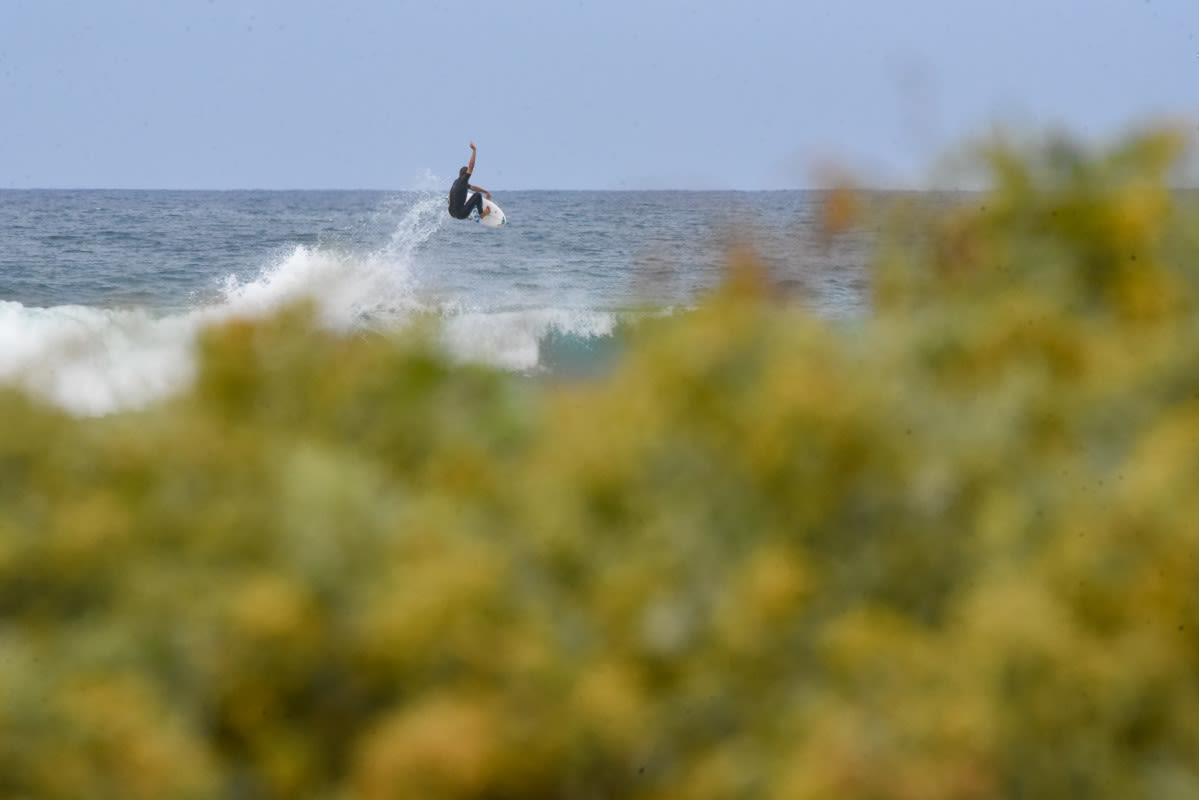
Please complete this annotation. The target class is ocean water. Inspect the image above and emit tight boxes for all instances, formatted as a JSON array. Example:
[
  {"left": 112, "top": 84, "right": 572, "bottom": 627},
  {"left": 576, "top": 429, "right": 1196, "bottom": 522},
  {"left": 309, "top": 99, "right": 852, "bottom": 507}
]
[{"left": 0, "top": 190, "right": 873, "bottom": 415}]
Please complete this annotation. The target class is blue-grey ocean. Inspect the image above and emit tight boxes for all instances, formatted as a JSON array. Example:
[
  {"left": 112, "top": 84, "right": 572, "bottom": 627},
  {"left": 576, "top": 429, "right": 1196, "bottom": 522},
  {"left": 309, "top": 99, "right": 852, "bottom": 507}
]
[{"left": 0, "top": 190, "right": 872, "bottom": 415}]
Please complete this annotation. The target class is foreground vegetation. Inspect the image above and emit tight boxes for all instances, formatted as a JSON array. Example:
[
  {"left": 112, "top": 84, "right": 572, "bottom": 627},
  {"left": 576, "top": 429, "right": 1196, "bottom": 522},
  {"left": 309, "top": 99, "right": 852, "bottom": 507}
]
[{"left": 2, "top": 129, "right": 1199, "bottom": 799}]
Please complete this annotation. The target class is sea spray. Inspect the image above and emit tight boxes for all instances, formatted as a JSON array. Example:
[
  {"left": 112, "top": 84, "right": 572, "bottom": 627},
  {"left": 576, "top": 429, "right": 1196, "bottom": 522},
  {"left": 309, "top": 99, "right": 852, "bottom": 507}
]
[{"left": 216, "top": 193, "right": 446, "bottom": 328}]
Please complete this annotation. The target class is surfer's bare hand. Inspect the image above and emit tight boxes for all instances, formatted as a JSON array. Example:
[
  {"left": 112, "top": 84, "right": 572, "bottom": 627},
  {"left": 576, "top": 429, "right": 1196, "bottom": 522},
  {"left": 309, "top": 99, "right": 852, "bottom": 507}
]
[{"left": 469, "top": 141, "right": 476, "bottom": 150}]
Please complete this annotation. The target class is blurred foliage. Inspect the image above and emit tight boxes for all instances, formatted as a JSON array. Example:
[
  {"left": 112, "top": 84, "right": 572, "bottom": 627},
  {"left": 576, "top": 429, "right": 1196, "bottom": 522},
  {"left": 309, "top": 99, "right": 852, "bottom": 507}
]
[{"left": 3, "top": 128, "right": 1199, "bottom": 799}]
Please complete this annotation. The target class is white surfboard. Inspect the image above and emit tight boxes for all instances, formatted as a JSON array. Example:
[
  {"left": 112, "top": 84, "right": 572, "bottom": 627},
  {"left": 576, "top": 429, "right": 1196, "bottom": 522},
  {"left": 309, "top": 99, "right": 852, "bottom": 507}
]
[{"left": 475, "top": 195, "right": 507, "bottom": 227}]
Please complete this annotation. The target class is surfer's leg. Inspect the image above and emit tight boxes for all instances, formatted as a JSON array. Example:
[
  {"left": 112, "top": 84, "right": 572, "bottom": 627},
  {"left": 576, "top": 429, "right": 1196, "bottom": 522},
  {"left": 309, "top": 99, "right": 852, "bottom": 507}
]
[{"left": 465, "top": 192, "right": 486, "bottom": 217}]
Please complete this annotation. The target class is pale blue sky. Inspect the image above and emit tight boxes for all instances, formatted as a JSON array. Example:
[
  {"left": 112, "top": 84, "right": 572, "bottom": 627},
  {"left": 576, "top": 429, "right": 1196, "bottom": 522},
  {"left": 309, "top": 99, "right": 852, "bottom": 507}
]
[{"left": 2, "top": 0, "right": 1195, "bottom": 189}]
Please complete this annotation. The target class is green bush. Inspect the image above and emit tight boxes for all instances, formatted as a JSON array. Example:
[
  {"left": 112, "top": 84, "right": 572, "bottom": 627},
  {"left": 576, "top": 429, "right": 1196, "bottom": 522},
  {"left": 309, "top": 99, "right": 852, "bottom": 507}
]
[{"left": 1, "top": 128, "right": 1198, "bottom": 799}]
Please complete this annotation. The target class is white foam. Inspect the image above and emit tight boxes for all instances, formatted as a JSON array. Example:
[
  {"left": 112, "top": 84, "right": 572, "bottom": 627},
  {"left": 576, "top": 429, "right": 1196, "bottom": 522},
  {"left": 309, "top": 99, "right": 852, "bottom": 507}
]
[
  {"left": 0, "top": 301, "right": 196, "bottom": 416},
  {"left": 1, "top": 195, "right": 447, "bottom": 416}
]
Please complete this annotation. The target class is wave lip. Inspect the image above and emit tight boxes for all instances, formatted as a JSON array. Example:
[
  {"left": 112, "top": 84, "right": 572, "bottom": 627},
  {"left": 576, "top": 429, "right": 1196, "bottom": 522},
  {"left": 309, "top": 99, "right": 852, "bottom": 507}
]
[{"left": 439, "top": 306, "right": 620, "bottom": 372}]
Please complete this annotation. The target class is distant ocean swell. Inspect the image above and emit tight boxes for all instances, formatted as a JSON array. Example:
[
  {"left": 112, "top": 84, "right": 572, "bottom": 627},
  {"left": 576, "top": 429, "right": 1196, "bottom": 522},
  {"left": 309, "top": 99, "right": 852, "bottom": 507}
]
[{"left": 0, "top": 195, "right": 622, "bottom": 416}]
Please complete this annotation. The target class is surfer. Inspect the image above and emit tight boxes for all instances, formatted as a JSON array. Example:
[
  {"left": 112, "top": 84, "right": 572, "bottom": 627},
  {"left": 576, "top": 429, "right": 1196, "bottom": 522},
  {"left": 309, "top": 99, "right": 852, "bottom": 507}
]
[{"left": 448, "top": 142, "right": 492, "bottom": 220}]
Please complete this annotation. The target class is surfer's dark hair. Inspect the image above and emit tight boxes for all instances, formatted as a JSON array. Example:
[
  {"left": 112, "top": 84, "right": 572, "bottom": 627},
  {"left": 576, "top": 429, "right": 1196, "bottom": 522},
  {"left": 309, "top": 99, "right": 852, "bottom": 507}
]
[{"left": 460, "top": 166, "right": 469, "bottom": 177}]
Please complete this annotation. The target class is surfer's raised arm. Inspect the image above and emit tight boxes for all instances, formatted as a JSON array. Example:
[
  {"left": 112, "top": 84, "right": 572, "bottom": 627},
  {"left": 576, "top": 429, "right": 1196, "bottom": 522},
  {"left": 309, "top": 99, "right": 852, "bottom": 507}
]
[{"left": 467, "top": 142, "right": 477, "bottom": 175}]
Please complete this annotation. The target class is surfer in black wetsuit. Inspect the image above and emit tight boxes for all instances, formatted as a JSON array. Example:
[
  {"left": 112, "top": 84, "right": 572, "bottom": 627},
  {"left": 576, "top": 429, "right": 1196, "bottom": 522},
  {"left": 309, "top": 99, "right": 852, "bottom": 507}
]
[{"left": 448, "top": 141, "right": 492, "bottom": 220}]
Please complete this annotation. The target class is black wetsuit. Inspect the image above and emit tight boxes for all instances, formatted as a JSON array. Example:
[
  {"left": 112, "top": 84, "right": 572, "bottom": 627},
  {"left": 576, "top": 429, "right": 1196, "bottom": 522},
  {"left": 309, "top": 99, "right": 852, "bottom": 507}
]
[{"left": 448, "top": 171, "right": 485, "bottom": 219}]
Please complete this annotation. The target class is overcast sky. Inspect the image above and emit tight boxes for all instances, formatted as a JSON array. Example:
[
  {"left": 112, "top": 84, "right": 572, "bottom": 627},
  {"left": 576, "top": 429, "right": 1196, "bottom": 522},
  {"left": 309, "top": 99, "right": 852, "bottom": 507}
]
[{"left": 2, "top": 0, "right": 1195, "bottom": 190}]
